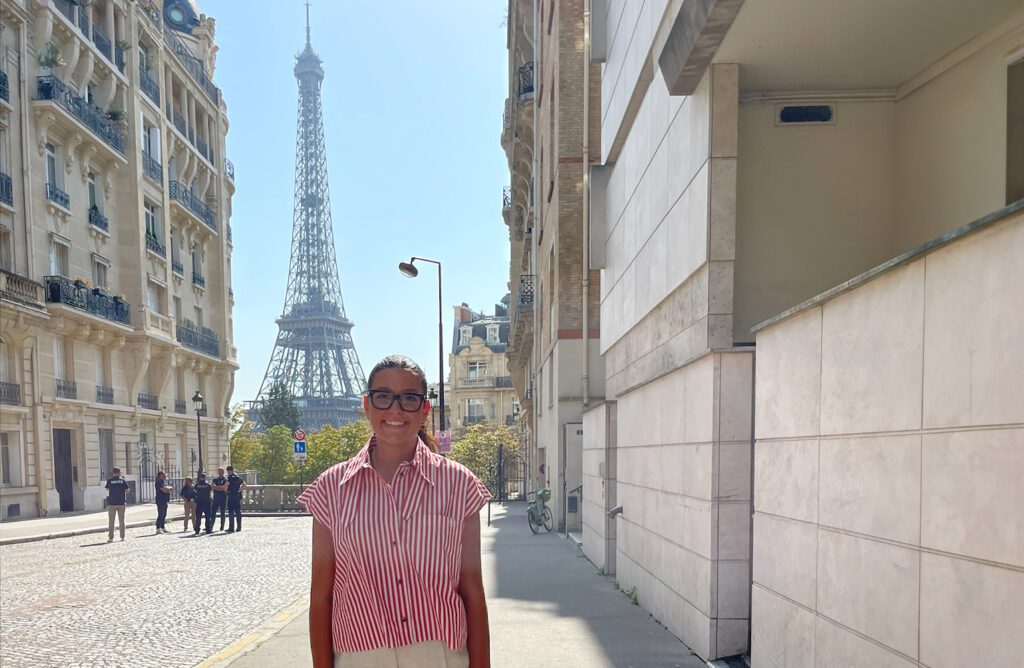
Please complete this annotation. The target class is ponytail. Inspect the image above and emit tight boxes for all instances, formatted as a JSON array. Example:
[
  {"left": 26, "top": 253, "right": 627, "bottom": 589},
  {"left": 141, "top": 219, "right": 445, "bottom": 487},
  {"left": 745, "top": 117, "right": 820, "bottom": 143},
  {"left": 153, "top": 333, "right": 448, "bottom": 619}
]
[{"left": 418, "top": 429, "right": 439, "bottom": 453}]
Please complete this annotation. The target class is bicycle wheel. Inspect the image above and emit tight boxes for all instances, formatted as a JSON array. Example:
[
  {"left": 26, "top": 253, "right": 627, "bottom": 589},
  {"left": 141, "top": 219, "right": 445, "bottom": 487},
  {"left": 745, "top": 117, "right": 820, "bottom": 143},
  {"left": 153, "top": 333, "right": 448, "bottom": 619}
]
[
  {"left": 528, "top": 509, "right": 541, "bottom": 534},
  {"left": 542, "top": 507, "right": 553, "bottom": 532}
]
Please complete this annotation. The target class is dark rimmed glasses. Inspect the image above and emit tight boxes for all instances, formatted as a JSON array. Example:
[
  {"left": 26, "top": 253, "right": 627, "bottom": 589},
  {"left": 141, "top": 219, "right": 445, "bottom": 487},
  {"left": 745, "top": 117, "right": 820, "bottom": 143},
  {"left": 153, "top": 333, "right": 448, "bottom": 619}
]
[{"left": 367, "top": 389, "right": 427, "bottom": 412}]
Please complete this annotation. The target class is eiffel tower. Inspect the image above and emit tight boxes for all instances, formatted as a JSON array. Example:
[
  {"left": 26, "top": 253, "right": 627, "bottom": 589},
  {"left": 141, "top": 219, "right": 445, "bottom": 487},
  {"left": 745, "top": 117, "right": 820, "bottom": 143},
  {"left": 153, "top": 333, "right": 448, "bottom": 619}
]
[{"left": 252, "top": 5, "right": 366, "bottom": 430}]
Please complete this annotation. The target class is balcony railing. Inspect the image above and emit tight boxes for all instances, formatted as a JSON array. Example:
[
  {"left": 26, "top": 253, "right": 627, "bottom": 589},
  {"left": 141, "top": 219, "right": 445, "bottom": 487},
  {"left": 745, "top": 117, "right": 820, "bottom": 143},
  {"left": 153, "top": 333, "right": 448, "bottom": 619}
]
[
  {"left": 163, "top": 24, "right": 219, "bottom": 103},
  {"left": 115, "top": 46, "right": 125, "bottom": 72},
  {"left": 172, "top": 259, "right": 184, "bottom": 275},
  {"left": 505, "top": 415, "right": 517, "bottom": 426},
  {"left": 176, "top": 321, "right": 220, "bottom": 357},
  {"left": 36, "top": 75, "right": 125, "bottom": 154},
  {"left": 140, "top": 70, "right": 160, "bottom": 105},
  {"left": 142, "top": 152, "right": 162, "bottom": 183},
  {"left": 225, "top": 158, "right": 235, "bottom": 182},
  {"left": 174, "top": 399, "right": 187, "bottom": 414},
  {"left": 0, "top": 70, "right": 9, "bottom": 103},
  {"left": 168, "top": 180, "right": 216, "bottom": 229},
  {"left": 192, "top": 272, "right": 206, "bottom": 288},
  {"left": 0, "top": 269, "right": 45, "bottom": 309},
  {"left": 172, "top": 110, "right": 188, "bottom": 137},
  {"left": 88, "top": 208, "right": 109, "bottom": 232},
  {"left": 56, "top": 379, "right": 78, "bottom": 400},
  {"left": 43, "top": 275, "right": 132, "bottom": 326},
  {"left": 46, "top": 182, "right": 70, "bottom": 209},
  {"left": 0, "top": 382, "right": 20, "bottom": 406},
  {"left": 77, "top": 9, "right": 90, "bottom": 36},
  {"left": 518, "top": 62, "right": 535, "bottom": 99},
  {"left": 96, "top": 385, "right": 114, "bottom": 404},
  {"left": 519, "top": 274, "right": 535, "bottom": 306},
  {"left": 464, "top": 415, "right": 486, "bottom": 426},
  {"left": 459, "top": 377, "right": 494, "bottom": 389},
  {"left": 92, "top": 24, "right": 112, "bottom": 61},
  {"left": 146, "top": 234, "right": 166, "bottom": 257},
  {"left": 227, "top": 224, "right": 232, "bottom": 243},
  {"left": 0, "top": 172, "right": 12, "bottom": 207},
  {"left": 138, "top": 392, "right": 159, "bottom": 410},
  {"left": 196, "top": 136, "right": 210, "bottom": 162},
  {"left": 496, "top": 375, "right": 514, "bottom": 388},
  {"left": 503, "top": 186, "right": 511, "bottom": 208}
]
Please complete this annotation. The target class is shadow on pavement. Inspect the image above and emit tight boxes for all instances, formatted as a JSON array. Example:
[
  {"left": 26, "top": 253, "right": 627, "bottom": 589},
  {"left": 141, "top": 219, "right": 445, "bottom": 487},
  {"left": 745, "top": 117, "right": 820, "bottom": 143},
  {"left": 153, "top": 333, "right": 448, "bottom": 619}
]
[{"left": 78, "top": 541, "right": 112, "bottom": 548}]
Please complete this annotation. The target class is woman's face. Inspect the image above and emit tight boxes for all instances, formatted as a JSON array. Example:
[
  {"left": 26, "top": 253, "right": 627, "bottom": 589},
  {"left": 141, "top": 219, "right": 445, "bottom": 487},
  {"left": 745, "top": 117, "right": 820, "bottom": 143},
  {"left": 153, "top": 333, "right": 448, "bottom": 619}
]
[{"left": 364, "top": 368, "right": 430, "bottom": 448}]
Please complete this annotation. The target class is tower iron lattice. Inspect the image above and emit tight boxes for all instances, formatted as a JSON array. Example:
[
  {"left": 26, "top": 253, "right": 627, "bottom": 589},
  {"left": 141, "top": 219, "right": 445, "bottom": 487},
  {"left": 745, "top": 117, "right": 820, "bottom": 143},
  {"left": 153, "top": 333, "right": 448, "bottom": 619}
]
[{"left": 252, "top": 8, "right": 366, "bottom": 430}]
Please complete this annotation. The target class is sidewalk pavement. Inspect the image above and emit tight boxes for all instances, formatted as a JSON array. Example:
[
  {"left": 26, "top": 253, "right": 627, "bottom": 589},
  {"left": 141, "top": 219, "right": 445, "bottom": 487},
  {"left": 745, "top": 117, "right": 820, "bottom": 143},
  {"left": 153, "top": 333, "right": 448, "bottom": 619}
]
[
  {"left": 216, "top": 503, "right": 705, "bottom": 668},
  {"left": 0, "top": 503, "right": 184, "bottom": 545}
]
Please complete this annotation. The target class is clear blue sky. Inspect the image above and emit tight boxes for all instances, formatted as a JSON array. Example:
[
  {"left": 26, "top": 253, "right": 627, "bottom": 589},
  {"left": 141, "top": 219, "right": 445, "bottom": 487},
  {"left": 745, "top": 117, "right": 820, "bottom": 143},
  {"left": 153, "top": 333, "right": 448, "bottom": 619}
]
[{"left": 203, "top": 1, "right": 511, "bottom": 405}]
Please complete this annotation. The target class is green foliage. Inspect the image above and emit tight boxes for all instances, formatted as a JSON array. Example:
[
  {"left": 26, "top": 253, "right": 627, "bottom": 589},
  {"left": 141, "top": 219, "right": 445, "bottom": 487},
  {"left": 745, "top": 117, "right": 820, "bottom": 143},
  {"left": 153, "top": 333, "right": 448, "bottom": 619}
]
[
  {"left": 259, "top": 381, "right": 301, "bottom": 431},
  {"left": 228, "top": 424, "right": 262, "bottom": 473},
  {"left": 250, "top": 425, "right": 293, "bottom": 483},
  {"left": 228, "top": 420, "right": 371, "bottom": 484},
  {"left": 624, "top": 585, "right": 639, "bottom": 605},
  {"left": 446, "top": 423, "right": 520, "bottom": 497},
  {"left": 301, "top": 420, "right": 371, "bottom": 481}
]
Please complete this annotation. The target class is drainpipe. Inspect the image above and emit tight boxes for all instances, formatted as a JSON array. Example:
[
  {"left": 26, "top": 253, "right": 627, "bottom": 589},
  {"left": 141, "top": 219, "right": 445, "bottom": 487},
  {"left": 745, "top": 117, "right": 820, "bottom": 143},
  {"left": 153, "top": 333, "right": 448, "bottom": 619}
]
[
  {"left": 581, "top": 0, "right": 591, "bottom": 408},
  {"left": 531, "top": 0, "right": 541, "bottom": 493}
]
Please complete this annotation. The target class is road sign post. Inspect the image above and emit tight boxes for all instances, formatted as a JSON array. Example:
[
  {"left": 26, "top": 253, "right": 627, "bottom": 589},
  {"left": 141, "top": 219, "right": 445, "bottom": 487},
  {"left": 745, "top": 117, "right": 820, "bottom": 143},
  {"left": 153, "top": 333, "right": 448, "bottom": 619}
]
[{"left": 293, "top": 429, "right": 307, "bottom": 488}]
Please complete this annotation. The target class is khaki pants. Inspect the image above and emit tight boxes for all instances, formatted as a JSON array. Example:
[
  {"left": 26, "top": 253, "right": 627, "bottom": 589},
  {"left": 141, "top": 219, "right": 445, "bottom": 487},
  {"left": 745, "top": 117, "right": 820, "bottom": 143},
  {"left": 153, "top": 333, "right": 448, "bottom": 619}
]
[
  {"left": 182, "top": 500, "right": 196, "bottom": 530},
  {"left": 107, "top": 504, "right": 126, "bottom": 540},
  {"left": 334, "top": 642, "right": 469, "bottom": 668}
]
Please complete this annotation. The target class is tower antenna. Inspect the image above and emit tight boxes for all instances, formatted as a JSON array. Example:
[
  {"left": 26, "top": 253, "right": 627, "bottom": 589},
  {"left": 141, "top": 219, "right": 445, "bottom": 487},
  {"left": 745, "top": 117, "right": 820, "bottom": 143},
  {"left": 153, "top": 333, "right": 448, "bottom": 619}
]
[{"left": 305, "top": 0, "right": 311, "bottom": 47}]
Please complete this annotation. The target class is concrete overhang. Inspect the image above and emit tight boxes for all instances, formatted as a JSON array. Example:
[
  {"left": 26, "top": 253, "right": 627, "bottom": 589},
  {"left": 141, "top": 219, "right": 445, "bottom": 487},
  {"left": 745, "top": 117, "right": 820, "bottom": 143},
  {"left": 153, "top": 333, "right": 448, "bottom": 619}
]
[{"left": 658, "top": 0, "right": 746, "bottom": 96}]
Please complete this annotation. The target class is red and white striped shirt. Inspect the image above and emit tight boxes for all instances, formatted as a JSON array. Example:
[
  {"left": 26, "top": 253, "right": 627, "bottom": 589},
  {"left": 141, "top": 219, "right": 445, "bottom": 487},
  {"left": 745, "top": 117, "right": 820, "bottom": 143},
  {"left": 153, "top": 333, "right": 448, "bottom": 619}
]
[{"left": 298, "top": 438, "right": 491, "bottom": 654}]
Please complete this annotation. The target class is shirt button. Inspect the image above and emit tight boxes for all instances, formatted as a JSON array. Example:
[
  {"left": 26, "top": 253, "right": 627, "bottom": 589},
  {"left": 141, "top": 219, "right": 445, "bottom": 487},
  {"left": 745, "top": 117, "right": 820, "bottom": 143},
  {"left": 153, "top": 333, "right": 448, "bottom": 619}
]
[
  {"left": 401, "top": 617, "right": 408, "bottom": 623},
  {"left": 397, "top": 578, "right": 403, "bottom": 585},
  {"left": 391, "top": 540, "right": 398, "bottom": 546}
]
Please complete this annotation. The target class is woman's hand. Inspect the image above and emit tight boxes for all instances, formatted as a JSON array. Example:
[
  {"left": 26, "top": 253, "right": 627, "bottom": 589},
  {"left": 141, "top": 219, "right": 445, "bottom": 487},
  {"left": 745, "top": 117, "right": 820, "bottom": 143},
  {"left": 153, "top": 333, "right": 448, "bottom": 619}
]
[
  {"left": 310, "top": 519, "right": 335, "bottom": 667},
  {"left": 457, "top": 513, "right": 490, "bottom": 667}
]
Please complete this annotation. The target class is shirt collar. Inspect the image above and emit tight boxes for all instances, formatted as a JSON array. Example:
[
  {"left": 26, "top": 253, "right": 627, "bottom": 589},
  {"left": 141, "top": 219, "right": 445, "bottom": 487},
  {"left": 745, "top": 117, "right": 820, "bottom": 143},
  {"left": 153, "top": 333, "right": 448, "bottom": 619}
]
[{"left": 340, "top": 437, "right": 436, "bottom": 487}]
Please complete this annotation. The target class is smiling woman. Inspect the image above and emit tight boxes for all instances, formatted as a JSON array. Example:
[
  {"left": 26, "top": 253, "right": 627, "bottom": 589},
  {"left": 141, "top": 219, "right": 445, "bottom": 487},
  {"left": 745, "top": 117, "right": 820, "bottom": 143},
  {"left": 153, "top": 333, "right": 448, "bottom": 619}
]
[{"left": 298, "top": 355, "right": 492, "bottom": 668}]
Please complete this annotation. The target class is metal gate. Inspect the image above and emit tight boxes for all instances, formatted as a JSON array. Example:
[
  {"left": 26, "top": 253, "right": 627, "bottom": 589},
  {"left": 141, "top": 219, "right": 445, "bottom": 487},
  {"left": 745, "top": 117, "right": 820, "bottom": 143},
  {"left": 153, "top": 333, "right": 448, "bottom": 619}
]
[{"left": 134, "top": 444, "right": 184, "bottom": 503}]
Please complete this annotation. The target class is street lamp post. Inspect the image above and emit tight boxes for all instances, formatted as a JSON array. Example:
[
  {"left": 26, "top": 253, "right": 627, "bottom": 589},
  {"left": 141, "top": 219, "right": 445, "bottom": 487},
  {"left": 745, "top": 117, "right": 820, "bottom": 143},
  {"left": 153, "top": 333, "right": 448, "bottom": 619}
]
[
  {"left": 398, "top": 257, "right": 446, "bottom": 433},
  {"left": 428, "top": 388, "right": 438, "bottom": 433},
  {"left": 192, "top": 390, "right": 205, "bottom": 476}
]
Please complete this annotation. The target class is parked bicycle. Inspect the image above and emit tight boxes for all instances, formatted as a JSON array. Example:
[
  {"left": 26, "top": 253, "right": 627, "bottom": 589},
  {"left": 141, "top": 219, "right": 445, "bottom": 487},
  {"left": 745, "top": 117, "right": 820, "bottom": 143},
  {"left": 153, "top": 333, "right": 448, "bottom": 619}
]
[{"left": 526, "top": 488, "right": 553, "bottom": 534}]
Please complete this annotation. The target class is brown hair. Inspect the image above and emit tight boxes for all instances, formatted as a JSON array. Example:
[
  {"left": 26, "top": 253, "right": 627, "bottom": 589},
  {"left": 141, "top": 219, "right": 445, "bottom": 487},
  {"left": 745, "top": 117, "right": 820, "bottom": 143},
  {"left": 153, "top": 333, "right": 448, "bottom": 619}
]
[{"left": 367, "top": 355, "right": 438, "bottom": 453}]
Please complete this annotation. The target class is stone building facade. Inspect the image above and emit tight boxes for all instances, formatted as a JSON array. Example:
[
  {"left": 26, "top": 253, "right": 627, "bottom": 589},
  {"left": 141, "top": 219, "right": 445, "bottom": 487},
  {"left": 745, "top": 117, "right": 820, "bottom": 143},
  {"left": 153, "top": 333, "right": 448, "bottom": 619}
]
[
  {"left": 502, "top": 0, "right": 604, "bottom": 535},
  {"left": 0, "top": 0, "right": 236, "bottom": 519},
  {"left": 581, "top": 0, "right": 1022, "bottom": 663},
  {"left": 448, "top": 299, "right": 517, "bottom": 430}
]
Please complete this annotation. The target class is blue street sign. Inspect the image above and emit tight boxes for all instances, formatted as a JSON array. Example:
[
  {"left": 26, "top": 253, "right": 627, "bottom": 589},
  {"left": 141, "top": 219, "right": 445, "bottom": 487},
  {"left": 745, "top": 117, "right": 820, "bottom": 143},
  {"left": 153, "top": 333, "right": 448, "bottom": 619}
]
[{"left": 294, "top": 441, "right": 306, "bottom": 454}]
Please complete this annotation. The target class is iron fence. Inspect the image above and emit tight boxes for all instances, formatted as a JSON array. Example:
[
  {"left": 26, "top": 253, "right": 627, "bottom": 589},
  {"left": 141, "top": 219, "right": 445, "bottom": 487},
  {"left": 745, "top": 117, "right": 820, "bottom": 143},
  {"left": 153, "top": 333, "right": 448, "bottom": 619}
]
[
  {"left": 88, "top": 208, "right": 109, "bottom": 232},
  {"left": 0, "top": 382, "right": 21, "bottom": 406},
  {"left": 55, "top": 379, "right": 77, "bottom": 400},
  {"left": 96, "top": 385, "right": 114, "bottom": 404},
  {"left": 46, "top": 182, "right": 70, "bottom": 209},
  {"left": 518, "top": 62, "right": 535, "bottom": 99},
  {"left": 138, "top": 392, "right": 159, "bottom": 410}
]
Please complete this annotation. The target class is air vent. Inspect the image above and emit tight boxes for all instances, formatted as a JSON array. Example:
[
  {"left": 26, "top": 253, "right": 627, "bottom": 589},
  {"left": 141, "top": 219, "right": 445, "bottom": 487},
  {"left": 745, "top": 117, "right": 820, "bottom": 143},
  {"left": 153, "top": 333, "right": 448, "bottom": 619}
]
[
  {"left": 777, "top": 104, "right": 835, "bottom": 125},
  {"left": 568, "top": 495, "right": 579, "bottom": 514},
  {"left": 7, "top": 504, "right": 20, "bottom": 518}
]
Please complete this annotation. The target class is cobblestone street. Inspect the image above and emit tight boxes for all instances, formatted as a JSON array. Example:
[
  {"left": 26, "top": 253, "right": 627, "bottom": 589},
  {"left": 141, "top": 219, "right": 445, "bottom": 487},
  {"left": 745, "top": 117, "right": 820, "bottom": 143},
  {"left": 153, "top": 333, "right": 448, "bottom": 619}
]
[{"left": 0, "top": 517, "right": 312, "bottom": 668}]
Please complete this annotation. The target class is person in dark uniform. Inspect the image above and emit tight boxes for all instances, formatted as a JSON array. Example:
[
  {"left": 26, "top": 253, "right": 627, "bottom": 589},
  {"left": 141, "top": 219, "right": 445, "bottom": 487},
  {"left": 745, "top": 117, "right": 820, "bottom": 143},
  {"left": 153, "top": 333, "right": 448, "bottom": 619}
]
[
  {"left": 154, "top": 471, "right": 172, "bottom": 534},
  {"left": 225, "top": 466, "right": 247, "bottom": 532},
  {"left": 193, "top": 472, "right": 213, "bottom": 535},
  {"left": 180, "top": 477, "right": 197, "bottom": 532},
  {"left": 105, "top": 468, "right": 131, "bottom": 543},
  {"left": 210, "top": 467, "right": 229, "bottom": 532}
]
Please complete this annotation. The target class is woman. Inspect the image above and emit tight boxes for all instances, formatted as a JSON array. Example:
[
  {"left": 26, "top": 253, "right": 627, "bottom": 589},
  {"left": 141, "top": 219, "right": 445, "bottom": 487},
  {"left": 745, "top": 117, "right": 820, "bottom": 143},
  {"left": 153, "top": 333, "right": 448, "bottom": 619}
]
[{"left": 299, "top": 355, "right": 491, "bottom": 667}]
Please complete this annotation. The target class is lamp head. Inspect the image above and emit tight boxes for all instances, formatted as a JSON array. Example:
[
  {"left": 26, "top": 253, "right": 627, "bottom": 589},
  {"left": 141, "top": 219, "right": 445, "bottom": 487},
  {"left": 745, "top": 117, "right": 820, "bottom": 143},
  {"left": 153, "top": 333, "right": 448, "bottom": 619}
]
[
  {"left": 398, "top": 261, "right": 419, "bottom": 278},
  {"left": 192, "top": 390, "right": 204, "bottom": 411}
]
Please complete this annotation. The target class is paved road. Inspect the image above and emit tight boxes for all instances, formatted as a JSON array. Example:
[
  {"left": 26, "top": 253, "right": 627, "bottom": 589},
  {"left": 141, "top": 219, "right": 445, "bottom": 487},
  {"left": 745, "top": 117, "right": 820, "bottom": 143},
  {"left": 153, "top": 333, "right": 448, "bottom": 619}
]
[{"left": 0, "top": 517, "right": 312, "bottom": 668}]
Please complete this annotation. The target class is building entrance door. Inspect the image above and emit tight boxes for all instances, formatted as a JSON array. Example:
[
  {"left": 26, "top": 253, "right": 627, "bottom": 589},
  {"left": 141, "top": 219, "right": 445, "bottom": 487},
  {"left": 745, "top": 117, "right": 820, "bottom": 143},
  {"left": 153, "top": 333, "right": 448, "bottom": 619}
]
[{"left": 53, "top": 429, "right": 74, "bottom": 512}]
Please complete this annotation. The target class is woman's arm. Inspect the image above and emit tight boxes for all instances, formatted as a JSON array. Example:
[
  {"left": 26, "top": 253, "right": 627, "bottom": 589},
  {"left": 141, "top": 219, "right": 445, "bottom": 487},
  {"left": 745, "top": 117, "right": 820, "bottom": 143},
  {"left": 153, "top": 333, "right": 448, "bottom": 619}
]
[
  {"left": 310, "top": 519, "right": 335, "bottom": 667},
  {"left": 457, "top": 513, "right": 490, "bottom": 668}
]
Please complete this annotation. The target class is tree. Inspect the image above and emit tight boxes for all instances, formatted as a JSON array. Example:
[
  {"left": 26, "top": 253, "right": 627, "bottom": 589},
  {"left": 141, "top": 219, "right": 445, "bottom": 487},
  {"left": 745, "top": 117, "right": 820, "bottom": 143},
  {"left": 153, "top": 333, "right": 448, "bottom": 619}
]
[
  {"left": 252, "top": 425, "right": 294, "bottom": 483},
  {"left": 259, "top": 380, "right": 301, "bottom": 431},
  {"left": 300, "top": 420, "right": 371, "bottom": 481},
  {"left": 447, "top": 423, "right": 520, "bottom": 499},
  {"left": 229, "top": 425, "right": 262, "bottom": 473}
]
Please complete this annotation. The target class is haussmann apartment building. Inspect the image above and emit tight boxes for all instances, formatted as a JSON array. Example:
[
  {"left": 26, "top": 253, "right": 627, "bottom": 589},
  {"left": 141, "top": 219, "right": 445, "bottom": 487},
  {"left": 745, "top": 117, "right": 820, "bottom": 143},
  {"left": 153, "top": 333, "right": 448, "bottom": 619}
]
[{"left": 0, "top": 0, "right": 237, "bottom": 520}]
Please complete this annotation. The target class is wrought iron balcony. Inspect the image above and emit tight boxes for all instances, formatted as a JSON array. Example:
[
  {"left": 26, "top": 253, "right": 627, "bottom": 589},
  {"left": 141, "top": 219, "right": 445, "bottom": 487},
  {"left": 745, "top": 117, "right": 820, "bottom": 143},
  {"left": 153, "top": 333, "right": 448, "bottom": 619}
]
[
  {"left": 174, "top": 399, "right": 187, "bottom": 414},
  {"left": 172, "top": 110, "right": 188, "bottom": 137},
  {"left": 0, "top": 172, "right": 12, "bottom": 207},
  {"left": 78, "top": 9, "right": 90, "bottom": 35},
  {"left": 0, "top": 382, "right": 20, "bottom": 406},
  {"left": 225, "top": 158, "right": 235, "bottom": 182},
  {"left": 96, "top": 385, "right": 114, "bottom": 404},
  {"left": 0, "top": 70, "right": 8, "bottom": 103},
  {"left": 115, "top": 46, "right": 125, "bottom": 73},
  {"left": 503, "top": 186, "right": 511, "bottom": 208},
  {"left": 192, "top": 272, "right": 205, "bottom": 288},
  {"left": 88, "top": 208, "right": 109, "bottom": 232},
  {"left": 518, "top": 62, "right": 535, "bottom": 100},
  {"left": 146, "top": 234, "right": 166, "bottom": 257},
  {"left": 168, "top": 180, "right": 216, "bottom": 230},
  {"left": 163, "top": 24, "right": 219, "bottom": 103},
  {"left": 505, "top": 415, "right": 517, "bottom": 426},
  {"left": 198, "top": 406, "right": 208, "bottom": 417},
  {"left": 35, "top": 76, "right": 125, "bottom": 154},
  {"left": 137, "top": 392, "right": 159, "bottom": 410},
  {"left": 142, "top": 152, "right": 162, "bottom": 183},
  {"left": 464, "top": 415, "right": 486, "bottom": 426},
  {"left": 518, "top": 274, "right": 535, "bottom": 306},
  {"left": 196, "top": 136, "right": 209, "bottom": 162},
  {"left": 46, "top": 182, "right": 70, "bottom": 209},
  {"left": 227, "top": 224, "right": 232, "bottom": 243},
  {"left": 56, "top": 379, "right": 78, "bottom": 400},
  {"left": 172, "top": 259, "right": 184, "bottom": 275},
  {"left": 496, "top": 375, "right": 514, "bottom": 388},
  {"left": 43, "top": 275, "right": 132, "bottom": 326},
  {"left": 176, "top": 320, "right": 220, "bottom": 357},
  {"left": 140, "top": 70, "right": 160, "bottom": 105},
  {"left": 92, "top": 24, "right": 112, "bottom": 61}
]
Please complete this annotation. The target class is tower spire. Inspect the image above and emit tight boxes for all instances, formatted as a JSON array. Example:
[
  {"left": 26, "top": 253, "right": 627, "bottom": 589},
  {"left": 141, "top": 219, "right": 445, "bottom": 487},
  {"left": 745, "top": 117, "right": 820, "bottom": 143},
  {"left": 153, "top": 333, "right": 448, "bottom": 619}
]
[{"left": 305, "top": 0, "right": 311, "bottom": 48}]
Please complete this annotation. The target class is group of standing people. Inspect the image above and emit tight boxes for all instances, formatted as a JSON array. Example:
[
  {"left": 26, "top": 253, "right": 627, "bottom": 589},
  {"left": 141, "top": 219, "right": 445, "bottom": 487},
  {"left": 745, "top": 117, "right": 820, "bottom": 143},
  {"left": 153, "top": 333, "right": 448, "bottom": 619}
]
[
  {"left": 103, "top": 466, "right": 247, "bottom": 540},
  {"left": 175, "top": 466, "right": 247, "bottom": 534}
]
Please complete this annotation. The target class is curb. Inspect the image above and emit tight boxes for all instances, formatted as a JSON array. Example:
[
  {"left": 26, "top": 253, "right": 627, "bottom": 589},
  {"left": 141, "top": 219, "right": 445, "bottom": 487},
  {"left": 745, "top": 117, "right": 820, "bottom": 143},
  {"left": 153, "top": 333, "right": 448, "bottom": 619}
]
[
  {"left": 0, "top": 513, "right": 310, "bottom": 546},
  {"left": 197, "top": 596, "right": 310, "bottom": 668}
]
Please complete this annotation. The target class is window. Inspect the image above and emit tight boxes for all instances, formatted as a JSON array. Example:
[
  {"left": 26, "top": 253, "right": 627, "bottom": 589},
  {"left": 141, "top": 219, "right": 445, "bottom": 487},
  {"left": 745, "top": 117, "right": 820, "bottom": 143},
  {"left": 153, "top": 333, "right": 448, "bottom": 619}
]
[
  {"left": 95, "top": 345, "right": 109, "bottom": 386},
  {"left": 467, "top": 399, "right": 484, "bottom": 417},
  {"left": 459, "top": 326, "right": 472, "bottom": 346},
  {"left": 486, "top": 325, "right": 499, "bottom": 344},
  {"left": 194, "top": 306, "right": 203, "bottom": 330},
  {"left": 144, "top": 201, "right": 160, "bottom": 239},
  {"left": 147, "top": 280, "right": 164, "bottom": 314},
  {"left": 0, "top": 340, "right": 9, "bottom": 382},
  {"left": 468, "top": 361, "right": 487, "bottom": 378},
  {"left": 87, "top": 172, "right": 101, "bottom": 212},
  {"left": 45, "top": 143, "right": 59, "bottom": 189},
  {"left": 1, "top": 432, "right": 21, "bottom": 487},
  {"left": 53, "top": 336, "right": 67, "bottom": 381},
  {"left": 0, "top": 228, "right": 11, "bottom": 272},
  {"left": 548, "top": 360, "right": 554, "bottom": 408},
  {"left": 170, "top": 227, "right": 180, "bottom": 264},
  {"left": 49, "top": 235, "right": 69, "bottom": 276},
  {"left": 99, "top": 429, "right": 114, "bottom": 479},
  {"left": 191, "top": 244, "right": 200, "bottom": 275},
  {"left": 91, "top": 255, "right": 109, "bottom": 289},
  {"left": 173, "top": 296, "right": 182, "bottom": 323},
  {"left": 1, "top": 433, "right": 11, "bottom": 485}
]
